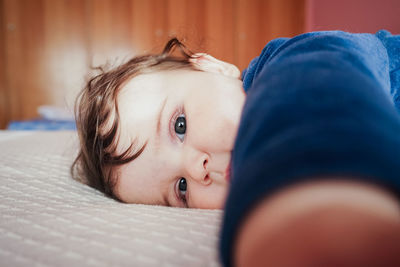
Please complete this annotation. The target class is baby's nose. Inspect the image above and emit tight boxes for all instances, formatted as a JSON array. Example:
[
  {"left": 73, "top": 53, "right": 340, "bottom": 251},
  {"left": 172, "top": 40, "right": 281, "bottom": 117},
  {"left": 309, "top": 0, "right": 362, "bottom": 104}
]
[{"left": 184, "top": 149, "right": 210, "bottom": 185}]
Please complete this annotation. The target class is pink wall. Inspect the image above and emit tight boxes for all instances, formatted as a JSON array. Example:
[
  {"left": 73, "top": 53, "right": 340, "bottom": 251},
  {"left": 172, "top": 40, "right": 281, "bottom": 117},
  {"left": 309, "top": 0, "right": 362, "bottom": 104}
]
[{"left": 306, "top": 0, "right": 400, "bottom": 34}]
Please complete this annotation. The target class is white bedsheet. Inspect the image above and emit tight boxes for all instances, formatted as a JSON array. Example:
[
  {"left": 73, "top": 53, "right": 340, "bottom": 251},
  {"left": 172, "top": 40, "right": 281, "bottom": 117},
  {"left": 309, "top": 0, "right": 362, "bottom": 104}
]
[{"left": 0, "top": 131, "right": 222, "bottom": 266}]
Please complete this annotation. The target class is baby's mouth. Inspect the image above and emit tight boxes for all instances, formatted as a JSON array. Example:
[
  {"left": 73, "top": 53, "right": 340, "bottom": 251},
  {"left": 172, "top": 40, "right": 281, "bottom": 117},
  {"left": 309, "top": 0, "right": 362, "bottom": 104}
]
[{"left": 224, "top": 162, "right": 232, "bottom": 182}]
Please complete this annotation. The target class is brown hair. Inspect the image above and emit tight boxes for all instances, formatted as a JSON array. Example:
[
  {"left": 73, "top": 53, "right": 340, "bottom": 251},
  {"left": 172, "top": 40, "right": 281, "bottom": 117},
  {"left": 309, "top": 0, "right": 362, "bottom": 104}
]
[{"left": 71, "top": 38, "right": 198, "bottom": 201}]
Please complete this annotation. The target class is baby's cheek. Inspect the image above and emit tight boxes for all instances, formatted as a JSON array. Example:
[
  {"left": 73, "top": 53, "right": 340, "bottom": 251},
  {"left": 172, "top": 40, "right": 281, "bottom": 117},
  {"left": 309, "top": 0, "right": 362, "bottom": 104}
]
[
  {"left": 193, "top": 118, "right": 235, "bottom": 151},
  {"left": 188, "top": 99, "right": 238, "bottom": 150},
  {"left": 191, "top": 184, "right": 228, "bottom": 209}
]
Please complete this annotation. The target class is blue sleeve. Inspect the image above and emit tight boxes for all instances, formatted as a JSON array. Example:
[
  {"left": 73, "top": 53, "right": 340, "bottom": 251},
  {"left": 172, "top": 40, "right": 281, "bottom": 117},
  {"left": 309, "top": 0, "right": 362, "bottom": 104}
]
[
  {"left": 375, "top": 30, "right": 400, "bottom": 111},
  {"left": 220, "top": 31, "right": 400, "bottom": 267},
  {"left": 241, "top": 38, "right": 289, "bottom": 92}
]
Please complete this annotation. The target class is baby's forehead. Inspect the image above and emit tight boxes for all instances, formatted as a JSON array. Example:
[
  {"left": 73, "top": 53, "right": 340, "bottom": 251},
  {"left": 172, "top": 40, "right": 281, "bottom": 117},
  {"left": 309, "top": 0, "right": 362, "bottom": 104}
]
[
  {"left": 117, "top": 69, "right": 202, "bottom": 108},
  {"left": 119, "top": 72, "right": 167, "bottom": 97},
  {"left": 115, "top": 73, "right": 169, "bottom": 154}
]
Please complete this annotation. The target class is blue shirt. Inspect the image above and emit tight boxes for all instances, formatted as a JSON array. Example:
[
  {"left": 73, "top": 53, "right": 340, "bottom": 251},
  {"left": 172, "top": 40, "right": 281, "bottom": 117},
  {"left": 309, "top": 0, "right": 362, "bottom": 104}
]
[{"left": 220, "top": 30, "right": 400, "bottom": 267}]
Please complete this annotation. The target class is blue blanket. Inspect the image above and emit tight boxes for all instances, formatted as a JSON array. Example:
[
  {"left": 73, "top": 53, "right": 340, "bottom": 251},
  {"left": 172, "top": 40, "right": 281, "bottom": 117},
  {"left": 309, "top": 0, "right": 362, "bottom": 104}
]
[{"left": 220, "top": 30, "right": 400, "bottom": 267}]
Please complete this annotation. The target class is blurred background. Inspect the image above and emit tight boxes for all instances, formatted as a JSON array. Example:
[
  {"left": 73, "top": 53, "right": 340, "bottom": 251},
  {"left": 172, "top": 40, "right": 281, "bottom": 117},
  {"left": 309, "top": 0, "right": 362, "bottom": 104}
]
[{"left": 0, "top": 0, "right": 399, "bottom": 129}]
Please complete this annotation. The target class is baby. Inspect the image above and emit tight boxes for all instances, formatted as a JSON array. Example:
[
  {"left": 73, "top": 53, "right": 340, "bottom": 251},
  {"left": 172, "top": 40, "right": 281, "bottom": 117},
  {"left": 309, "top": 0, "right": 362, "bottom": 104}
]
[
  {"left": 72, "top": 38, "right": 245, "bottom": 209},
  {"left": 73, "top": 31, "right": 400, "bottom": 266}
]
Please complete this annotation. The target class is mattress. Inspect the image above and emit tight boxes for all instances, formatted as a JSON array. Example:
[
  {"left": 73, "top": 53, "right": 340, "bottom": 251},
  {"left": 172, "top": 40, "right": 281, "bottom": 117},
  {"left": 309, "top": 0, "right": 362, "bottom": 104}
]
[{"left": 0, "top": 131, "right": 222, "bottom": 266}]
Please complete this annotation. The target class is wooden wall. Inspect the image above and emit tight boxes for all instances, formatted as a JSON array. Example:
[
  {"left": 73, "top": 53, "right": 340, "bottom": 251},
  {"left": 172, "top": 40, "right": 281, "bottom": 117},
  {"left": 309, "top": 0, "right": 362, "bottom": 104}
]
[
  {"left": 0, "top": 0, "right": 305, "bottom": 129},
  {"left": 0, "top": 0, "right": 6, "bottom": 129},
  {"left": 306, "top": 0, "right": 400, "bottom": 33}
]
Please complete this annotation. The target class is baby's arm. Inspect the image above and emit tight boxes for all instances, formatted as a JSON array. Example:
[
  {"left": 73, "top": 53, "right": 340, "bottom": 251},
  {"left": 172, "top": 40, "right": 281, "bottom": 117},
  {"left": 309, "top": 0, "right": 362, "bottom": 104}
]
[
  {"left": 375, "top": 30, "right": 400, "bottom": 112},
  {"left": 235, "top": 178, "right": 400, "bottom": 267},
  {"left": 220, "top": 31, "right": 400, "bottom": 267}
]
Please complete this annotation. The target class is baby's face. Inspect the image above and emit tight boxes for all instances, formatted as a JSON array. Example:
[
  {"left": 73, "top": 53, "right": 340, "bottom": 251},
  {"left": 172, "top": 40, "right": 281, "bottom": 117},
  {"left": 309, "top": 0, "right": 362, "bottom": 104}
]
[{"left": 114, "top": 69, "right": 245, "bottom": 209}]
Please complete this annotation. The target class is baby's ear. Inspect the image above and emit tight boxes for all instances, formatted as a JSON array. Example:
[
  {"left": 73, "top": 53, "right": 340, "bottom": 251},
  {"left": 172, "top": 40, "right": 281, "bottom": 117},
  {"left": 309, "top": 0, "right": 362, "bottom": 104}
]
[{"left": 189, "top": 53, "right": 241, "bottom": 79}]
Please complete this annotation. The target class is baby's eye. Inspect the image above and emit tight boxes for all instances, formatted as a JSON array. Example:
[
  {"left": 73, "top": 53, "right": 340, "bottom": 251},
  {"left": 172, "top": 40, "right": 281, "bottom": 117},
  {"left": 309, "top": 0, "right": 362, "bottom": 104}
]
[
  {"left": 176, "top": 177, "right": 188, "bottom": 206},
  {"left": 174, "top": 114, "right": 186, "bottom": 142}
]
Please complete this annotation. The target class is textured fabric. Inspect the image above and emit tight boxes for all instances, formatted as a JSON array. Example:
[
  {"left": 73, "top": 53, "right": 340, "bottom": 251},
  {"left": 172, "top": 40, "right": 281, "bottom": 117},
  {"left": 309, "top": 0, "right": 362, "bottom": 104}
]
[
  {"left": 242, "top": 30, "right": 400, "bottom": 110},
  {"left": 375, "top": 30, "right": 400, "bottom": 111},
  {"left": 0, "top": 131, "right": 222, "bottom": 267},
  {"left": 220, "top": 31, "right": 400, "bottom": 267}
]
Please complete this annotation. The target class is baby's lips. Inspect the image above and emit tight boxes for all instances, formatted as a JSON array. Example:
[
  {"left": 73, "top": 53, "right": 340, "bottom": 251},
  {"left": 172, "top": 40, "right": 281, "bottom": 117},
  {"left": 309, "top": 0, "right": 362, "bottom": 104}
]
[{"left": 225, "top": 162, "right": 232, "bottom": 182}]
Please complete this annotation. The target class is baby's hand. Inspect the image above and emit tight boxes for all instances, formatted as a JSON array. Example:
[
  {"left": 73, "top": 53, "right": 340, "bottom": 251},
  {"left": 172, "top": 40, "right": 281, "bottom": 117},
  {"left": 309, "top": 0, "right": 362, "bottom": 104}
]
[{"left": 234, "top": 179, "right": 400, "bottom": 267}]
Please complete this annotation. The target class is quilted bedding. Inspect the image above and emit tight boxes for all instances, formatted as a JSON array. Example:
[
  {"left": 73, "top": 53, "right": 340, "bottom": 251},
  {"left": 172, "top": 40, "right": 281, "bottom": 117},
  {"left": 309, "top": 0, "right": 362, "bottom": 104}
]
[{"left": 0, "top": 131, "right": 222, "bottom": 267}]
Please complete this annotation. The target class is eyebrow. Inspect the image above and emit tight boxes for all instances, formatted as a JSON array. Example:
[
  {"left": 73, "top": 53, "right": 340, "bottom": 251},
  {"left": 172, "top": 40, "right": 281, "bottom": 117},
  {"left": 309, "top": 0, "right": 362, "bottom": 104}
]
[
  {"left": 162, "top": 191, "right": 171, "bottom": 207},
  {"left": 155, "top": 98, "right": 168, "bottom": 151},
  {"left": 155, "top": 97, "right": 171, "bottom": 207}
]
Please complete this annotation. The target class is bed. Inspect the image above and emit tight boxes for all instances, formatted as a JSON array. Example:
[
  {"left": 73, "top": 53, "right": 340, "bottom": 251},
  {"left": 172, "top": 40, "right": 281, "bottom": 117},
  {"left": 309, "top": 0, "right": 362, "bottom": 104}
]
[{"left": 0, "top": 131, "right": 222, "bottom": 266}]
